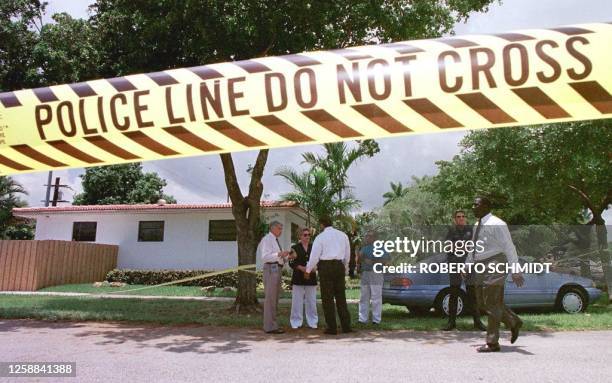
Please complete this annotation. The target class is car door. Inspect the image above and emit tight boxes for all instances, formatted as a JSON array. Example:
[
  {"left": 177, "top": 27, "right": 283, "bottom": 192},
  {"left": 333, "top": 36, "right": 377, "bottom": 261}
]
[{"left": 504, "top": 260, "right": 550, "bottom": 307}]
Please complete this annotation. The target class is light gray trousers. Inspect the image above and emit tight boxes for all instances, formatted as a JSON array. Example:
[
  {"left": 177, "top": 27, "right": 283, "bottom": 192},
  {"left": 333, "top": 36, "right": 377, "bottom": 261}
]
[{"left": 263, "top": 263, "right": 282, "bottom": 332}]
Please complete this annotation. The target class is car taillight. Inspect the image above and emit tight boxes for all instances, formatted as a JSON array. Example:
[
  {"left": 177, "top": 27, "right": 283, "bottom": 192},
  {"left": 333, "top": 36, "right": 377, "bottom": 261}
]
[{"left": 391, "top": 277, "right": 412, "bottom": 287}]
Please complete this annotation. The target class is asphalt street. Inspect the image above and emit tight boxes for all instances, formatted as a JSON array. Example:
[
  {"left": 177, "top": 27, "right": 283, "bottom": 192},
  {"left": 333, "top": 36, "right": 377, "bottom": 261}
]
[{"left": 1, "top": 319, "right": 610, "bottom": 383}]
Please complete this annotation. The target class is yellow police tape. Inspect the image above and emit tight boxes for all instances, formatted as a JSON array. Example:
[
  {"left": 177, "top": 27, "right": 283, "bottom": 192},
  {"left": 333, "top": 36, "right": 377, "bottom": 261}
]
[
  {"left": 103, "top": 264, "right": 257, "bottom": 295},
  {"left": 0, "top": 22, "right": 610, "bottom": 175}
]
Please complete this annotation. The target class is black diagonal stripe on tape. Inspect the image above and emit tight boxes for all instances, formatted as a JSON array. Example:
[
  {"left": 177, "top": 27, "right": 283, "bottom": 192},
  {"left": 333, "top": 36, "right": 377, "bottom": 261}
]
[
  {"left": 11, "top": 145, "right": 67, "bottom": 167},
  {"left": 494, "top": 33, "right": 535, "bottom": 42},
  {"left": 456, "top": 92, "right": 516, "bottom": 124},
  {"left": 550, "top": 27, "right": 593, "bottom": 35},
  {"left": 163, "top": 126, "right": 221, "bottom": 151},
  {"left": 233, "top": 60, "right": 271, "bottom": 73},
  {"left": 148, "top": 71, "right": 179, "bottom": 86},
  {"left": 207, "top": 120, "right": 265, "bottom": 147},
  {"left": 436, "top": 38, "right": 478, "bottom": 48},
  {"left": 512, "top": 87, "right": 571, "bottom": 119},
  {"left": 84, "top": 136, "right": 140, "bottom": 160},
  {"left": 252, "top": 115, "right": 313, "bottom": 143},
  {"left": 123, "top": 131, "right": 180, "bottom": 156},
  {"left": 190, "top": 66, "right": 224, "bottom": 80},
  {"left": 281, "top": 54, "right": 322, "bottom": 67},
  {"left": 0, "top": 92, "right": 21, "bottom": 108},
  {"left": 569, "top": 81, "right": 612, "bottom": 114},
  {"left": 330, "top": 48, "right": 372, "bottom": 60},
  {"left": 0, "top": 153, "right": 32, "bottom": 171},
  {"left": 69, "top": 82, "right": 98, "bottom": 98},
  {"left": 380, "top": 43, "right": 424, "bottom": 54},
  {"left": 108, "top": 77, "right": 137, "bottom": 92},
  {"left": 33, "top": 87, "right": 59, "bottom": 103},
  {"left": 47, "top": 140, "right": 102, "bottom": 164},
  {"left": 403, "top": 98, "right": 463, "bottom": 129},
  {"left": 352, "top": 104, "right": 412, "bottom": 133},
  {"left": 301, "top": 109, "right": 362, "bottom": 138}
]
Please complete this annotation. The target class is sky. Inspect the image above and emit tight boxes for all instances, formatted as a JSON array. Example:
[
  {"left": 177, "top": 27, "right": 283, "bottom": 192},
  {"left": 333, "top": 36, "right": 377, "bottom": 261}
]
[{"left": 14, "top": 0, "right": 612, "bottom": 224}]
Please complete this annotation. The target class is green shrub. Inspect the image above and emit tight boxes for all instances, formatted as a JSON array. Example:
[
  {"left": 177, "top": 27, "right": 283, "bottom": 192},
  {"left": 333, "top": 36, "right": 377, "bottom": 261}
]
[{"left": 105, "top": 269, "right": 264, "bottom": 288}]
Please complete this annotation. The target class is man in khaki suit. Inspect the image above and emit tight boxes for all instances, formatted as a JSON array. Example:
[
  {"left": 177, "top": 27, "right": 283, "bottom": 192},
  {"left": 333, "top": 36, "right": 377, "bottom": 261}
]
[{"left": 259, "top": 221, "right": 292, "bottom": 334}]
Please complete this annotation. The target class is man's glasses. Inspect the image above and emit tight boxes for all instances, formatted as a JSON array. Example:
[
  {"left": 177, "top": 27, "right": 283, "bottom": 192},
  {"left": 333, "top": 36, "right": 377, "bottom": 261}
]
[{"left": 455, "top": 215, "right": 466, "bottom": 218}]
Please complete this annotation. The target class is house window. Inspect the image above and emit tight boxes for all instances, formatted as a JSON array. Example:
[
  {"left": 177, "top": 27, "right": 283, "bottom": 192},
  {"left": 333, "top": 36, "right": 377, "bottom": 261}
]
[
  {"left": 291, "top": 222, "right": 299, "bottom": 243},
  {"left": 138, "top": 221, "right": 164, "bottom": 242},
  {"left": 72, "top": 222, "right": 97, "bottom": 242},
  {"left": 209, "top": 220, "right": 236, "bottom": 241}
]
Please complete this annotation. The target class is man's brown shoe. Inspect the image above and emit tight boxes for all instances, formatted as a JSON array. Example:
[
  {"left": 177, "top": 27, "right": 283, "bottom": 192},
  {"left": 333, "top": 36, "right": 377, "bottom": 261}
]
[
  {"left": 511, "top": 320, "right": 523, "bottom": 344},
  {"left": 477, "top": 344, "right": 501, "bottom": 353},
  {"left": 265, "top": 329, "right": 285, "bottom": 334}
]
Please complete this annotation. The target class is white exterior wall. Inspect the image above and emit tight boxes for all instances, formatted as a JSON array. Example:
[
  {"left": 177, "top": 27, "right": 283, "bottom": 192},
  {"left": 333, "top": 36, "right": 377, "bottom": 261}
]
[{"left": 31, "top": 208, "right": 307, "bottom": 270}]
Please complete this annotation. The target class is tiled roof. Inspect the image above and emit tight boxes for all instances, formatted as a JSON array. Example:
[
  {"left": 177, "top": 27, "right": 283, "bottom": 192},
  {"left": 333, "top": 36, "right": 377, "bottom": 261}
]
[{"left": 13, "top": 200, "right": 300, "bottom": 215}]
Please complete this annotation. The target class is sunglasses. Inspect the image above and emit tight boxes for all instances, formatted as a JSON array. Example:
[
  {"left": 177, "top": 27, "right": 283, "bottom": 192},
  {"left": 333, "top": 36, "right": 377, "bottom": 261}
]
[
  {"left": 302, "top": 233, "right": 310, "bottom": 237},
  {"left": 455, "top": 215, "right": 466, "bottom": 218}
]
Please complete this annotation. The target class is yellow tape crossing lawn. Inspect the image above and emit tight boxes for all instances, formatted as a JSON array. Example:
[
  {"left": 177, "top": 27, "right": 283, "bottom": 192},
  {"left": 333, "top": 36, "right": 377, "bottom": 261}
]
[
  {"left": 0, "top": 22, "right": 610, "bottom": 175},
  {"left": 101, "top": 264, "right": 257, "bottom": 295}
]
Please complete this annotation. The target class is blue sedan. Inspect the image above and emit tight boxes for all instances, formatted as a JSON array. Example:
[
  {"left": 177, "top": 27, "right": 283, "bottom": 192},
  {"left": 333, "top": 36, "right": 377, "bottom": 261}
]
[{"left": 382, "top": 253, "right": 603, "bottom": 316}]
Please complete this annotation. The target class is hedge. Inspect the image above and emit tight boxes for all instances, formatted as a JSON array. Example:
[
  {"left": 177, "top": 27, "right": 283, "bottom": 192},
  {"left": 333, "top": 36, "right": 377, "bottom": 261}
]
[{"left": 105, "top": 269, "right": 265, "bottom": 288}]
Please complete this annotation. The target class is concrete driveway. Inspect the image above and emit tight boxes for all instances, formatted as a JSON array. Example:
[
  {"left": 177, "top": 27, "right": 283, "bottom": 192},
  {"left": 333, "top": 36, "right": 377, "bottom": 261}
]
[{"left": 0, "top": 319, "right": 610, "bottom": 383}]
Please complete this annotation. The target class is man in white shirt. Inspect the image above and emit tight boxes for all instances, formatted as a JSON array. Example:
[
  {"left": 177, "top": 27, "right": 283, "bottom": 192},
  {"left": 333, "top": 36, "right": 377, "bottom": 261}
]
[
  {"left": 305, "top": 216, "right": 352, "bottom": 335},
  {"left": 466, "top": 197, "right": 525, "bottom": 352},
  {"left": 259, "top": 221, "right": 292, "bottom": 334}
]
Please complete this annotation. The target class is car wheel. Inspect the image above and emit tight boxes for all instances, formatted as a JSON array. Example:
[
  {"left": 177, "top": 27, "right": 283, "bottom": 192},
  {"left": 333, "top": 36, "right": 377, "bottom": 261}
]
[
  {"left": 434, "top": 288, "right": 466, "bottom": 317},
  {"left": 556, "top": 287, "right": 586, "bottom": 314}
]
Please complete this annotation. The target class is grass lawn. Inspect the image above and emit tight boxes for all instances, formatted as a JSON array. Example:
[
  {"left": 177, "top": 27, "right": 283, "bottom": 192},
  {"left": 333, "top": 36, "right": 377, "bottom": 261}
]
[
  {"left": 38, "top": 283, "right": 363, "bottom": 300},
  {"left": 1, "top": 293, "right": 610, "bottom": 332}
]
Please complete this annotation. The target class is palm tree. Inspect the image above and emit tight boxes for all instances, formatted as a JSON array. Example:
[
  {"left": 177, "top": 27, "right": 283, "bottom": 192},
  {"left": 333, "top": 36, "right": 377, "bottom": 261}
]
[
  {"left": 0, "top": 176, "right": 28, "bottom": 237},
  {"left": 275, "top": 167, "right": 359, "bottom": 226},
  {"left": 301, "top": 140, "right": 379, "bottom": 202},
  {"left": 382, "top": 181, "right": 409, "bottom": 206}
]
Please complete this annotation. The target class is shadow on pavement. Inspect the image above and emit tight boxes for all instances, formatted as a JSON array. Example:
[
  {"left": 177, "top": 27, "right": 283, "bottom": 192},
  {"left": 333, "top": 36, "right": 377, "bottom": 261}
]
[{"left": 1, "top": 319, "right": 550, "bottom": 355}]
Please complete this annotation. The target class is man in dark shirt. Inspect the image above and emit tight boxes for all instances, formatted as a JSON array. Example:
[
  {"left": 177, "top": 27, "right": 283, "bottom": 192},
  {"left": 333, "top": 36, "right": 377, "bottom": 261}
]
[
  {"left": 289, "top": 227, "right": 318, "bottom": 329},
  {"left": 443, "top": 210, "right": 486, "bottom": 331}
]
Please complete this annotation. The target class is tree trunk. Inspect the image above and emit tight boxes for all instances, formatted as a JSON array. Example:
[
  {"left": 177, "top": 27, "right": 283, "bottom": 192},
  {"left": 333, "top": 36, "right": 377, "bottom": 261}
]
[
  {"left": 220, "top": 150, "right": 269, "bottom": 313},
  {"left": 234, "top": 220, "right": 259, "bottom": 311},
  {"left": 579, "top": 261, "right": 593, "bottom": 279},
  {"left": 592, "top": 213, "right": 611, "bottom": 301},
  {"left": 567, "top": 185, "right": 611, "bottom": 300}
]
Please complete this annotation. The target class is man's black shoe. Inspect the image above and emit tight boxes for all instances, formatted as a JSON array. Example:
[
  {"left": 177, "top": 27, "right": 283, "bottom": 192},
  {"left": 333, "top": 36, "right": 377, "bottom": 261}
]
[
  {"left": 265, "top": 329, "right": 285, "bottom": 334},
  {"left": 442, "top": 322, "right": 456, "bottom": 331},
  {"left": 342, "top": 328, "right": 354, "bottom": 334},
  {"left": 474, "top": 321, "right": 487, "bottom": 331},
  {"left": 477, "top": 344, "right": 500, "bottom": 353},
  {"left": 511, "top": 320, "right": 523, "bottom": 344},
  {"left": 324, "top": 329, "right": 337, "bottom": 335}
]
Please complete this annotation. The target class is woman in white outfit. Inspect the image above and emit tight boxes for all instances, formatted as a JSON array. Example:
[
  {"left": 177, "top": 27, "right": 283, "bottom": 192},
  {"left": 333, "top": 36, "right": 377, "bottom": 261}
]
[{"left": 289, "top": 227, "right": 318, "bottom": 329}]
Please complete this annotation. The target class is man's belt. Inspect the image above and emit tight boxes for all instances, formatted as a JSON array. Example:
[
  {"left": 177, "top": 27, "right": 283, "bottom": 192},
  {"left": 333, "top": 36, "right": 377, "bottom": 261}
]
[{"left": 265, "top": 262, "right": 283, "bottom": 266}]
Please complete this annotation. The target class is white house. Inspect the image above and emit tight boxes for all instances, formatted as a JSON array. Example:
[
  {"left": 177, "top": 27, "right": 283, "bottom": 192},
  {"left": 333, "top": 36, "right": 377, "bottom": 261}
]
[{"left": 13, "top": 201, "right": 308, "bottom": 270}]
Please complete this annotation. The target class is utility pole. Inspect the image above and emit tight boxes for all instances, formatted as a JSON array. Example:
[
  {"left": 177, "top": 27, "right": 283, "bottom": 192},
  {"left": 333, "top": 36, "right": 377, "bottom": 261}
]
[
  {"left": 44, "top": 171, "right": 53, "bottom": 207},
  {"left": 43, "top": 176, "right": 69, "bottom": 206}
]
